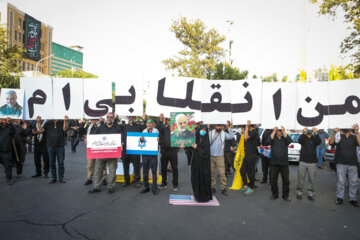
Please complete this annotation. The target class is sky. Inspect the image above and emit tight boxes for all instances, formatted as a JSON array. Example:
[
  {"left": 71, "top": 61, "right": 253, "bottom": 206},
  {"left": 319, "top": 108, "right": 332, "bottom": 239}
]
[{"left": 9, "top": 0, "right": 351, "bottom": 82}]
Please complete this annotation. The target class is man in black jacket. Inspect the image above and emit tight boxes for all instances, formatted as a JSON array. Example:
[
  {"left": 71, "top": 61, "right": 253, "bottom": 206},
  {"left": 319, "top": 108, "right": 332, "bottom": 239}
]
[
  {"left": 260, "top": 129, "right": 273, "bottom": 184},
  {"left": 265, "top": 126, "right": 292, "bottom": 201},
  {"left": 296, "top": 128, "right": 321, "bottom": 201},
  {"left": 121, "top": 116, "right": 145, "bottom": 188},
  {"left": 12, "top": 119, "right": 27, "bottom": 178},
  {"left": 0, "top": 117, "right": 15, "bottom": 185},
  {"left": 158, "top": 118, "right": 179, "bottom": 191},
  {"left": 32, "top": 116, "right": 49, "bottom": 178}
]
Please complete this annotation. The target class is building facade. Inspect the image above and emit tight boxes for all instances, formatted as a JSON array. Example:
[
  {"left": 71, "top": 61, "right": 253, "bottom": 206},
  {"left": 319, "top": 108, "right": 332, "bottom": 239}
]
[
  {"left": 51, "top": 43, "right": 83, "bottom": 75},
  {"left": 0, "top": 0, "right": 53, "bottom": 75}
]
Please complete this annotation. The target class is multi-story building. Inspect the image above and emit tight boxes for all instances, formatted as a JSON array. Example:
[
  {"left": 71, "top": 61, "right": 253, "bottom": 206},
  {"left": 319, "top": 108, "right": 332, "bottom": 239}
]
[
  {"left": 0, "top": 0, "right": 53, "bottom": 75},
  {"left": 51, "top": 43, "right": 83, "bottom": 75}
]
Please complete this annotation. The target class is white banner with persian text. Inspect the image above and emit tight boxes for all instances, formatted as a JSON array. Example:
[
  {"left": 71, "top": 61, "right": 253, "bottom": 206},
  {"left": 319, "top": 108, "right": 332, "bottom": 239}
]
[{"left": 114, "top": 79, "right": 143, "bottom": 116}]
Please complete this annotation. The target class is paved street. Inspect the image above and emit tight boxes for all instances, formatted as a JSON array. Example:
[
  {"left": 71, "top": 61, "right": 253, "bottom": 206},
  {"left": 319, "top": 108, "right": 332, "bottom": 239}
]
[{"left": 0, "top": 142, "right": 359, "bottom": 240}]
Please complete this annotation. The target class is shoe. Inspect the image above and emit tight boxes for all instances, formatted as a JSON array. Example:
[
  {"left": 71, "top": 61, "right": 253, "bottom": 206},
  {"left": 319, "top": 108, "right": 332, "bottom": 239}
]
[
  {"left": 108, "top": 188, "right": 115, "bottom": 194},
  {"left": 283, "top": 196, "right": 291, "bottom": 202},
  {"left": 102, "top": 179, "right": 108, "bottom": 186},
  {"left": 152, "top": 189, "right": 159, "bottom": 195},
  {"left": 140, "top": 187, "right": 150, "bottom": 193},
  {"left": 59, "top": 178, "right": 66, "bottom": 183},
  {"left": 158, "top": 183, "right": 167, "bottom": 189},
  {"left": 308, "top": 195, "right": 315, "bottom": 201},
  {"left": 271, "top": 195, "right": 279, "bottom": 200},
  {"left": 335, "top": 198, "right": 343, "bottom": 205},
  {"left": 122, "top": 182, "right": 130, "bottom": 187},
  {"left": 16, "top": 174, "right": 22, "bottom": 178},
  {"left": 239, "top": 187, "right": 247, "bottom": 193},
  {"left": 211, "top": 188, "right": 216, "bottom": 194},
  {"left": 221, "top": 189, "right": 228, "bottom": 196},
  {"left": 89, "top": 188, "right": 101, "bottom": 194},
  {"left": 84, "top": 180, "right": 93, "bottom": 185},
  {"left": 49, "top": 179, "right": 57, "bottom": 184},
  {"left": 244, "top": 188, "right": 254, "bottom": 195},
  {"left": 260, "top": 180, "right": 267, "bottom": 184},
  {"left": 135, "top": 182, "right": 141, "bottom": 188},
  {"left": 296, "top": 195, "right": 302, "bottom": 200},
  {"left": 44, "top": 173, "right": 49, "bottom": 178},
  {"left": 173, "top": 186, "right": 179, "bottom": 191},
  {"left": 31, "top": 174, "right": 41, "bottom": 178},
  {"left": 6, "top": 179, "right": 14, "bottom": 185},
  {"left": 349, "top": 200, "right": 359, "bottom": 207}
]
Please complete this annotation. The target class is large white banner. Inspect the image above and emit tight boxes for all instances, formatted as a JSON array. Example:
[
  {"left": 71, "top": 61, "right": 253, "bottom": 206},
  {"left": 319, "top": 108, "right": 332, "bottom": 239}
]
[
  {"left": 83, "top": 78, "right": 112, "bottom": 119},
  {"left": 53, "top": 78, "right": 84, "bottom": 119},
  {"left": 114, "top": 79, "right": 143, "bottom": 116},
  {"left": 231, "top": 78, "right": 262, "bottom": 125},
  {"left": 146, "top": 77, "right": 202, "bottom": 121},
  {"left": 21, "top": 77, "right": 53, "bottom": 120}
]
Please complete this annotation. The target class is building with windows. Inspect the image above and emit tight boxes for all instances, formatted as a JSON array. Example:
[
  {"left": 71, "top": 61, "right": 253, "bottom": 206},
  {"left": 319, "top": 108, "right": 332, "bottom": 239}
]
[
  {"left": 0, "top": 0, "right": 53, "bottom": 75},
  {"left": 51, "top": 43, "right": 83, "bottom": 74}
]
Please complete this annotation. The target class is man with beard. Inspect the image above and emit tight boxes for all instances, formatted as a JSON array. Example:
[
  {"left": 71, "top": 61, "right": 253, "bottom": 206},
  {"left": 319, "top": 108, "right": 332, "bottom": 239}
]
[{"left": 0, "top": 117, "right": 15, "bottom": 185}]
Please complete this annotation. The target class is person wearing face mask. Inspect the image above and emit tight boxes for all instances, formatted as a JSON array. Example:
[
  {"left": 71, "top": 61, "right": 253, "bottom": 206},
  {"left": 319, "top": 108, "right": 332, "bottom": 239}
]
[
  {"left": 330, "top": 124, "right": 360, "bottom": 207},
  {"left": 0, "top": 117, "right": 15, "bottom": 185},
  {"left": 89, "top": 112, "right": 122, "bottom": 194},
  {"left": 191, "top": 126, "right": 212, "bottom": 202},
  {"left": 121, "top": 116, "right": 146, "bottom": 188},
  {"left": 208, "top": 121, "right": 234, "bottom": 196}
]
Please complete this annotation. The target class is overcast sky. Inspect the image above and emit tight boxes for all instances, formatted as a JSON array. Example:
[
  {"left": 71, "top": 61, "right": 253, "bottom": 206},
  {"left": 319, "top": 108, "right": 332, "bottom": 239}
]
[{"left": 9, "top": 0, "right": 351, "bottom": 82}]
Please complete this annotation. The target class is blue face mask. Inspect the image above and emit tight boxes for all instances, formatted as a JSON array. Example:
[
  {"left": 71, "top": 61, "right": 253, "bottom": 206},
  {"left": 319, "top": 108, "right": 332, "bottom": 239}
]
[{"left": 200, "top": 130, "right": 207, "bottom": 136}]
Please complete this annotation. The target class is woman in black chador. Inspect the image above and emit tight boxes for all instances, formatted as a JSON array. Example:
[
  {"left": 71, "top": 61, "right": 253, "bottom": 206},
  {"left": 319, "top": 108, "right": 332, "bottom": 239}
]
[{"left": 191, "top": 125, "right": 212, "bottom": 202}]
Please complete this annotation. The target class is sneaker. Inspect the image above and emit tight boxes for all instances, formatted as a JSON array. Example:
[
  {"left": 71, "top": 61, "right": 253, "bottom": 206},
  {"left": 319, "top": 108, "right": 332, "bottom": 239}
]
[
  {"left": 335, "top": 198, "right": 343, "bottom": 205},
  {"left": 270, "top": 195, "right": 279, "bottom": 200},
  {"left": 349, "top": 200, "right": 359, "bottom": 207},
  {"left": 102, "top": 179, "right": 108, "bottom": 186},
  {"left": 88, "top": 188, "right": 101, "bottom": 194},
  {"left": 6, "top": 179, "right": 14, "bottom": 185},
  {"left": 283, "top": 196, "right": 291, "bottom": 202},
  {"left": 239, "top": 187, "right": 247, "bottom": 193},
  {"left": 173, "top": 186, "right": 179, "bottom": 191},
  {"left": 135, "top": 182, "right": 141, "bottom": 188},
  {"left": 308, "top": 195, "right": 315, "bottom": 201},
  {"left": 59, "top": 178, "right": 66, "bottom": 183},
  {"left": 84, "top": 180, "right": 93, "bottom": 185},
  {"left": 158, "top": 183, "right": 167, "bottom": 189},
  {"left": 244, "top": 188, "right": 254, "bottom": 195},
  {"left": 140, "top": 187, "right": 150, "bottom": 193},
  {"left": 221, "top": 189, "right": 228, "bottom": 196},
  {"left": 49, "top": 179, "right": 57, "bottom": 184},
  {"left": 32, "top": 174, "right": 41, "bottom": 178},
  {"left": 152, "top": 189, "right": 159, "bottom": 195},
  {"left": 108, "top": 188, "right": 115, "bottom": 194}
]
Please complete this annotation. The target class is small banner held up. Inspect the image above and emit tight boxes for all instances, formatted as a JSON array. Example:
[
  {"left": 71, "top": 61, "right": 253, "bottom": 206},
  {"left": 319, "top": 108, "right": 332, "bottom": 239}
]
[
  {"left": 0, "top": 88, "right": 24, "bottom": 119},
  {"left": 170, "top": 112, "right": 196, "bottom": 147},
  {"left": 126, "top": 132, "right": 159, "bottom": 155},
  {"left": 87, "top": 134, "right": 122, "bottom": 159}
]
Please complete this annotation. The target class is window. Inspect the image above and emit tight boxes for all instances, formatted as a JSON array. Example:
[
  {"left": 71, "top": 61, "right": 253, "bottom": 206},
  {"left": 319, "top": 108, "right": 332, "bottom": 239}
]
[
  {"left": 38, "top": 66, "right": 41, "bottom": 72},
  {"left": 30, "top": 64, "right": 33, "bottom": 71},
  {"left": 18, "top": 18, "right": 21, "bottom": 28},
  {"left": 26, "top": 63, "right": 29, "bottom": 71},
  {"left": 18, "top": 32, "right": 21, "bottom": 42},
  {"left": 15, "top": 30, "right": 17, "bottom": 40},
  {"left": 22, "top": 61, "right": 25, "bottom": 71}
]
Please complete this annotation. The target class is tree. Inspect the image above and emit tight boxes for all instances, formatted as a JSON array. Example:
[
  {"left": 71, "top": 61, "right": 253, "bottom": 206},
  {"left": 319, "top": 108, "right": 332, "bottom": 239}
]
[
  {"left": 52, "top": 69, "right": 98, "bottom": 78},
  {"left": 261, "top": 73, "right": 278, "bottom": 82},
  {"left": 163, "top": 17, "right": 226, "bottom": 78},
  {"left": 310, "top": 0, "right": 360, "bottom": 77},
  {"left": 0, "top": 24, "right": 24, "bottom": 89},
  {"left": 281, "top": 76, "right": 288, "bottom": 82},
  {"left": 329, "top": 64, "right": 354, "bottom": 80},
  {"left": 209, "top": 62, "right": 248, "bottom": 80}
]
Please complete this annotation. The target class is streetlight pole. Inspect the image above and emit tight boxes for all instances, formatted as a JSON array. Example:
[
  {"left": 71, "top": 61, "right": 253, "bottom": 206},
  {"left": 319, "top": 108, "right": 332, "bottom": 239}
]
[{"left": 35, "top": 54, "right": 54, "bottom": 76}]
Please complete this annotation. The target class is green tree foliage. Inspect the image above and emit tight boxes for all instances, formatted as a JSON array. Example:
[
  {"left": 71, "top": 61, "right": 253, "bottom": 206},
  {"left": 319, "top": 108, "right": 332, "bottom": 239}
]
[
  {"left": 310, "top": 0, "right": 360, "bottom": 77},
  {"left": 329, "top": 64, "right": 354, "bottom": 80},
  {"left": 52, "top": 69, "right": 98, "bottom": 78},
  {"left": 163, "top": 17, "right": 226, "bottom": 78},
  {"left": 0, "top": 25, "right": 24, "bottom": 89},
  {"left": 261, "top": 73, "right": 278, "bottom": 82},
  {"left": 209, "top": 62, "right": 248, "bottom": 80},
  {"left": 281, "top": 76, "right": 288, "bottom": 82}
]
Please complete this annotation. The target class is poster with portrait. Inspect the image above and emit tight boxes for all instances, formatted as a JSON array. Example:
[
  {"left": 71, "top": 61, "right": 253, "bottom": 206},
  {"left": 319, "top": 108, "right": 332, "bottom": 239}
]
[
  {"left": 0, "top": 88, "right": 25, "bottom": 119},
  {"left": 170, "top": 112, "right": 196, "bottom": 147}
]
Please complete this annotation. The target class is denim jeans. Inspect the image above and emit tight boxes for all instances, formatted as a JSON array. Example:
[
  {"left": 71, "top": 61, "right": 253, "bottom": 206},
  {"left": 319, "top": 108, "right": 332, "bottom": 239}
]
[
  {"left": 71, "top": 133, "right": 80, "bottom": 151},
  {"left": 47, "top": 146, "right": 65, "bottom": 180},
  {"left": 336, "top": 164, "right": 358, "bottom": 201},
  {"left": 142, "top": 155, "right": 158, "bottom": 190},
  {"left": 316, "top": 147, "right": 326, "bottom": 167}
]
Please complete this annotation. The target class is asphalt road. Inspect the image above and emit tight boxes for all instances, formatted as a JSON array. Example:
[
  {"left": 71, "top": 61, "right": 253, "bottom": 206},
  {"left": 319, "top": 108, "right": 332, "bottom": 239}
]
[{"left": 0, "top": 142, "right": 359, "bottom": 240}]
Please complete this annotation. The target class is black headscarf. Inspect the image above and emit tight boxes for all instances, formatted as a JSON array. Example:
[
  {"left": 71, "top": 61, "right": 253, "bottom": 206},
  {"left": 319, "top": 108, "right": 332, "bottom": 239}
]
[{"left": 195, "top": 125, "right": 210, "bottom": 159}]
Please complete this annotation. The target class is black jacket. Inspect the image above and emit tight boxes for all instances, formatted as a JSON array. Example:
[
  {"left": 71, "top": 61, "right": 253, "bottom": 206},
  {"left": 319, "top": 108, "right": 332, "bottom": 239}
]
[
  {"left": 265, "top": 135, "right": 292, "bottom": 166},
  {"left": 298, "top": 134, "right": 321, "bottom": 163},
  {"left": 0, "top": 123, "right": 15, "bottom": 152},
  {"left": 335, "top": 134, "right": 359, "bottom": 166}
]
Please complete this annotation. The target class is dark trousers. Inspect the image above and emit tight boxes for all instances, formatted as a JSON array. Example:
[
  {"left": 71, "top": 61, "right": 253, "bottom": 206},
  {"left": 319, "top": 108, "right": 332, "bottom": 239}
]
[
  {"left": 240, "top": 153, "right": 257, "bottom": 188},
  {"left": 224, "top": 151, "right": 235, "bottom": 173},
  {"left": 185, "top": 148, "right": 192, "bottom": 166},
  {"left": 34, "top": 144, "right": 49, "bottom": 175},
  {"left": 270, "top": 165, "right": 290, "bottom": 198},
  {"left": 261, "top": 155, "right": 271, "bottom": 182},
  {"left": 47, "top": 146, "right": 65, "bottom": 180},
  {"left": 70, "top": 133, "right": 80, "bottom": 151},
  {"left": 122, "top": 154, "right": 141, "bottom": 184},
  {"left": 161, "top": 149, "right": 178, "bottom": 187},
  {"left": 13, "top": 141, "right": 26, "bottom": 175},
  {"left": 142, "top": 155, "right": 158, "bottom": 190},
  {"left": 0, "top": 152, "right": 13, "bottom": 179}
]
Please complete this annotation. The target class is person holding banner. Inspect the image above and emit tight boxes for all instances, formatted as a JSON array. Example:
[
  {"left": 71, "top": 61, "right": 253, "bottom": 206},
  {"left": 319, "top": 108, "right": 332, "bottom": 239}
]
[
  {"left": 140, "top": 119, "right": 160, "bottom": 195},
  {"left": 39, "top": 116, "right": 69, "bottom": 184},
  {"left": 191, "top": 125, "right": 212, "bottom": 202},
  {"left": 0, "top": 117, "right": 15, "bottom": 185},
  {"left": 12, "top": 119, "right": 28, "bottom": 178},
  {"left": 121, "top": 116, "right": 145, "bottom": 188},
  {"left": 265, "top": 126, "right": 292, "bottom": 201},
  {"left": 32, "top": 116, "right": 49, "bottom": 178},
  {"left": 330, "top": 124, "right": 360, "bottom": 207},
  {"left": 89, "top": 113, "right": 121, "bottom": 194},
  {"left": 208, "top": 122, "right": 234, "bottom": 196}
]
